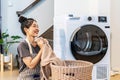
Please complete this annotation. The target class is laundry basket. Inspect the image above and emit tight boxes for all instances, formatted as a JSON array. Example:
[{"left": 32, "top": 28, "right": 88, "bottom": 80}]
[{"left": 51, "top": 60, "right": 93, "bottom": 80}]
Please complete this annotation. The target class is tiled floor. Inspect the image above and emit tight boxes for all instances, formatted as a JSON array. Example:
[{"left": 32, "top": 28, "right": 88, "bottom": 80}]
[{"left": 0, "top": 68, "right": 120, "bottom": 80}]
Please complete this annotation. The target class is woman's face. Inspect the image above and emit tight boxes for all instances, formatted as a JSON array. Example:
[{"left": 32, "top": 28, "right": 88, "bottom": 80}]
[{"left": 25, "top": 21, "right": 39, "bottom": 37}]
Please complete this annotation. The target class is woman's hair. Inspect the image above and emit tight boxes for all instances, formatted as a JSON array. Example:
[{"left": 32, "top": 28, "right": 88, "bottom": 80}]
[{"left": 18, "top": 16, "right": 36, "bottom": 35}]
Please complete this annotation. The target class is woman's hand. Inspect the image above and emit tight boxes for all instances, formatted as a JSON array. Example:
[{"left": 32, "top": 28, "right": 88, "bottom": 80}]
[
  {"left": 35, "top": 37, "right": 45, "bottom": 48},
  {"left": 43, "top": 38, "right": 48, "bottom": 44}
]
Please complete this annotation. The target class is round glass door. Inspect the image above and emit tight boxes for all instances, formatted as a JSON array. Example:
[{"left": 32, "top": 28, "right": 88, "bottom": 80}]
[{"left": 71, "top": 25, "right": 108, "bottom": 64}]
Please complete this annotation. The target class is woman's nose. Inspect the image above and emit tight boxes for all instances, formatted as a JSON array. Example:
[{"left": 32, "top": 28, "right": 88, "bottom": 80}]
[{"left": 35, "top": 24, "right": 39, "bottom": 30}]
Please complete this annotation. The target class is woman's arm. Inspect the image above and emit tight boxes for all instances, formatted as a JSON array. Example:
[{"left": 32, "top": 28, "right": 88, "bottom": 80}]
[
  {"left": 23, "top": 38, "right": 45, "bottom": 69},
  {"left": 22, "top": 48, "right": 42, "bottom": 69}
]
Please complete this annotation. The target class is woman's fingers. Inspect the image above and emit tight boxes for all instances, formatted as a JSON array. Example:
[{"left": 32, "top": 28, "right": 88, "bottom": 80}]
[
  {"left": 35, "top": 37, "right": 49, "bottom": 48},
  {"left": 35, "top": 38, "right": 44, "bottom": 48},
  {"left": 43, "top": 38, "right": 48, "bottom": 44},
  {"left": 37, "top": 37, "right": 48, "bottom": 44}
]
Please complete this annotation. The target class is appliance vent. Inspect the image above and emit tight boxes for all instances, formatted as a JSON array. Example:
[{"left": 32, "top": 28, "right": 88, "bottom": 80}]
[{"left": 96, "top": 65, "right": 108, "bottom": 79}]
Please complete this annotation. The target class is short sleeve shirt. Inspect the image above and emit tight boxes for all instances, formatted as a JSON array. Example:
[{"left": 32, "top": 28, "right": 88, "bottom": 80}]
[{"left": 17, "top": 40, "right": 40, "bottom": 73}]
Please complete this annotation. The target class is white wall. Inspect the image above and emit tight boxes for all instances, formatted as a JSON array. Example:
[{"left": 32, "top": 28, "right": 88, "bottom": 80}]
[
  {"left": 111, "top": 0, "right": 120, "bottom": 70},
  {"left": 54, "top": 0, "right": 90, "bottom": 16},
  {"left": 1, "top": 0, "right": 54, "bottom": 65},
  {"left": 54, "top": 0, "right": 110, "bottom": 16}
]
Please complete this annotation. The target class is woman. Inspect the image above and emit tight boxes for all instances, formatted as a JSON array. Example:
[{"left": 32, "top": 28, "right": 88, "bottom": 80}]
[{"left": 17, "top": 16, "right": 45, "bottom": 80}]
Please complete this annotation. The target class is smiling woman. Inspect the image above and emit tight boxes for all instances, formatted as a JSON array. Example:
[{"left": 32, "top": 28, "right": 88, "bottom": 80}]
[{"left": 17, "top": 16, "right": 47, "bottom": 80}]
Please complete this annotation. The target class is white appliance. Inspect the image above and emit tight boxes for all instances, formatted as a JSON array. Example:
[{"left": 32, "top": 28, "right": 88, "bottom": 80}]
[{"left": 54, "top": 15, "right": 110, "bottom": 80}]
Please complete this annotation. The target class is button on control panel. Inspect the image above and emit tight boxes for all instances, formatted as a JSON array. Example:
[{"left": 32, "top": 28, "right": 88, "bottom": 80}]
[{"left": 88, "top": 16, "right": 92, "bottom": 21}]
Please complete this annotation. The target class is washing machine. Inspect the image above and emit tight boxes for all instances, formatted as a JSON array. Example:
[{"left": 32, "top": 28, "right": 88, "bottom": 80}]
[{"left": 54, "top": 15, "right": 110, "bottom": 80}]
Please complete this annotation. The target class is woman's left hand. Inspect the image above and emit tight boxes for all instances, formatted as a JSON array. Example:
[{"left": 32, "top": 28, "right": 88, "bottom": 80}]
[
  {"left": 43, "top": 38, "right": 48, "bottom": 44},
  {"left": 35, "top": 37, "right": 45, "bottom": 48}
]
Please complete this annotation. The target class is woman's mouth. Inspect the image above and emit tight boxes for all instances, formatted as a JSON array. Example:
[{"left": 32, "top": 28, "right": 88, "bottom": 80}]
[{"left": 34, "top": 30, "right": 39, "bottom": 34}]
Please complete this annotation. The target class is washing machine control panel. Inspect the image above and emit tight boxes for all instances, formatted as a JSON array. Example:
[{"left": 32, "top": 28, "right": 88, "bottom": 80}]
[{"left": 98, "top": 16, "right": 107, "bottom": 22}]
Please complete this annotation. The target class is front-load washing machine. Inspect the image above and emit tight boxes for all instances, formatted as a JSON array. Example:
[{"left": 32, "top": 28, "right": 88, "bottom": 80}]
[{"left": 54, "top": 15, "right": 110, "bottom": 80}]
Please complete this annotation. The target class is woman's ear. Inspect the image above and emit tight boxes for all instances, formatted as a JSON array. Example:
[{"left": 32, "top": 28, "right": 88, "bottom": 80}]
[{"left": 24, "top": 27, "right": 28, "bottom": 34}]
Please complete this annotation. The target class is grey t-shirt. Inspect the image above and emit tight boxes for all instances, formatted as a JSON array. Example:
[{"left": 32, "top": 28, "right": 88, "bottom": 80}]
[{"left": 17, "top": 40, "right": 40, "bottom": 73}]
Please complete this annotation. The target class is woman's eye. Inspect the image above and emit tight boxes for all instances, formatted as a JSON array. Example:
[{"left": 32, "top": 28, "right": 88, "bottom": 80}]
[{"left": 33, "top": 25, "right": 36, "bottom": 27}]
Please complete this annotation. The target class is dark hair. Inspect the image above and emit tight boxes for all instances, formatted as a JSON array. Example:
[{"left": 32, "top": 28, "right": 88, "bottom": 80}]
[{"left": 18, "top": 16, "right": 36, "bottom": 35}]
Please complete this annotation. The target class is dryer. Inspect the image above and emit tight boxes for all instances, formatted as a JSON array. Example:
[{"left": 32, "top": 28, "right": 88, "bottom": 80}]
[{"left": 54, "top": 15, "right": 110, "bottom": 80}]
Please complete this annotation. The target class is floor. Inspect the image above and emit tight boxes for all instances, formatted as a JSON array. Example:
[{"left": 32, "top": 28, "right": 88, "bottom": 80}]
[
  {"left": 111, "top": 74, "right": 120, "bottom": 80},
  {"left": 0, "top": 69, "right": 19, "bottom": 80},
  {"left": 0, "top": 69, "right": 120, "bottom": 80}
]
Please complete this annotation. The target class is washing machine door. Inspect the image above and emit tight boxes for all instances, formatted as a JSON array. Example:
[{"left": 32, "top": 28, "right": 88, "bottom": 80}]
[{"left": 71, "top": 25, "right": 108, "bottom": 64}]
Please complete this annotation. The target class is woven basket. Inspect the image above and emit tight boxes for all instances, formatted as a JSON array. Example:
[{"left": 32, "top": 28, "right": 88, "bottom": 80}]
[{"left": 51, "top": 60, "right": 93, "bottom": 80}]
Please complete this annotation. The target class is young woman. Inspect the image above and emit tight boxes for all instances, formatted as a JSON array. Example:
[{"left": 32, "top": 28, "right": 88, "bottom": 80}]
[{"left": 17, "top": 16, "right": 45, "bottom": 80}]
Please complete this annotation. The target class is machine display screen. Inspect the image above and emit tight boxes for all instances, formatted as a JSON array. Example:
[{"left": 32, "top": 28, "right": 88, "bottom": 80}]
[{"left": 98, "top": 16, "right": 107, "bottom": 22}]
